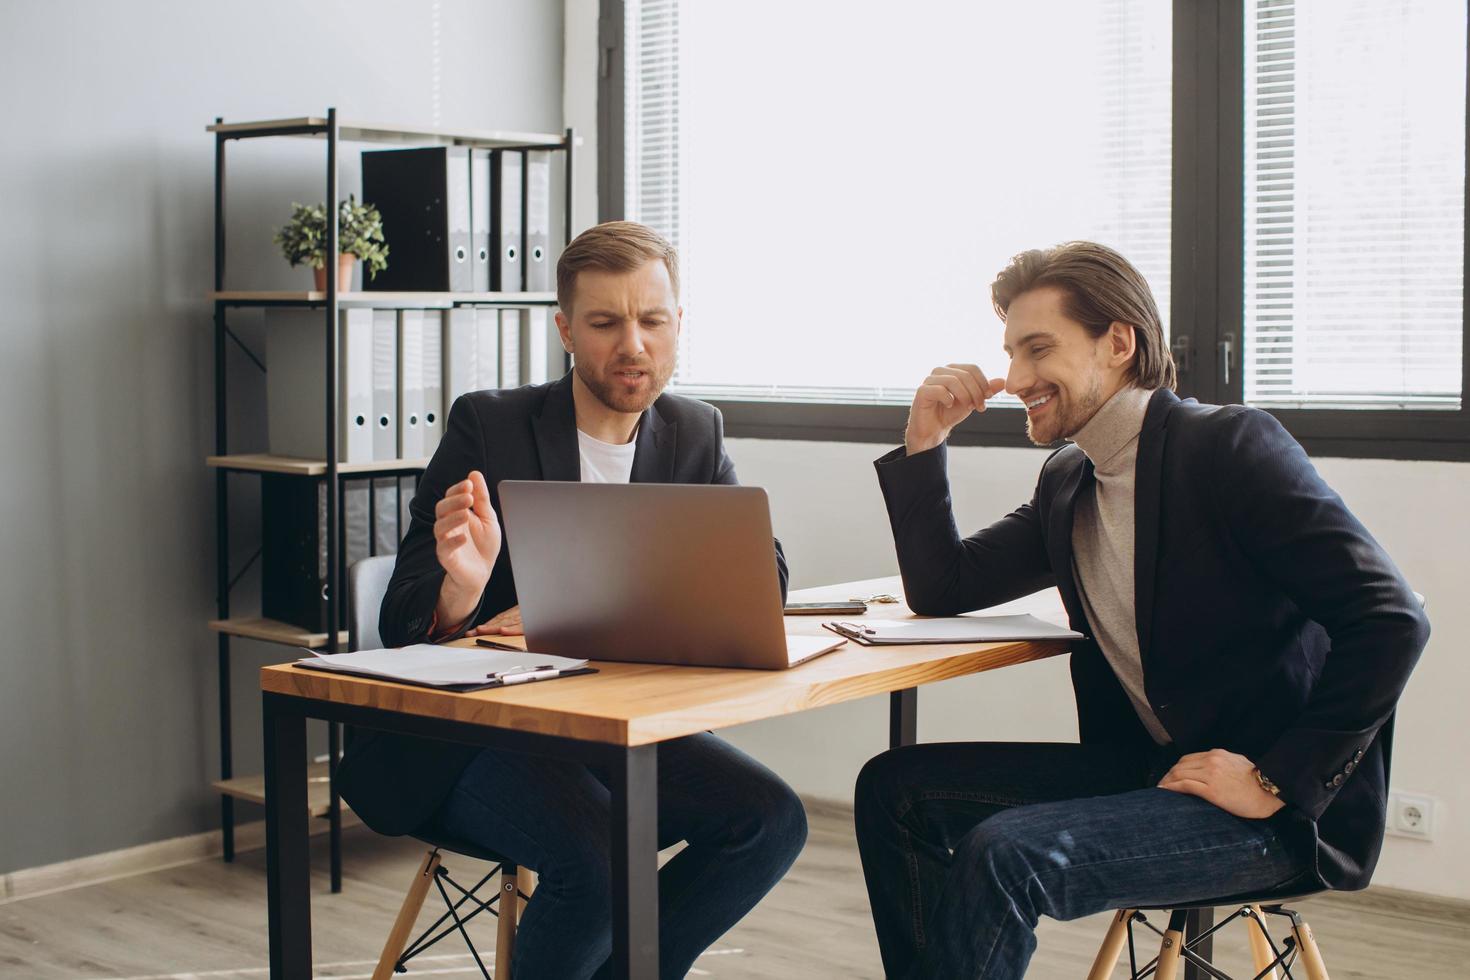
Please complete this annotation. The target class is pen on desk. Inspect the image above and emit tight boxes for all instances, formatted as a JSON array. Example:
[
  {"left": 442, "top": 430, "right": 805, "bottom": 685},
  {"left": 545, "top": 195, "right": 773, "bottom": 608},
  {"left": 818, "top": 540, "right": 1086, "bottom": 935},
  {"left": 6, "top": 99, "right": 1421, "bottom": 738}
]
[
  {"left": 476, "top": 637, "right": 524, "bottom": 652},
  {"left": 493, "top": 668, "right": 563, "bottom": 684}
]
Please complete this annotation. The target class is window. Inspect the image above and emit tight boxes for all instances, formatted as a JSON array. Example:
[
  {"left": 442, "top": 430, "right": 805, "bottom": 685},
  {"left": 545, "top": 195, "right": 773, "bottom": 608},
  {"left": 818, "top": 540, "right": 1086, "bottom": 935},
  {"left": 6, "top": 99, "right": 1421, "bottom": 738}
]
[
  {"left": 620, "top": 0, "right": 1171, "bottom": 409},
  {"left": 1243, "top": 0, "right": 1464, "bottom": 411},
  {"left": 604, "top": 0, "right": 1470, "bottom": 457}
]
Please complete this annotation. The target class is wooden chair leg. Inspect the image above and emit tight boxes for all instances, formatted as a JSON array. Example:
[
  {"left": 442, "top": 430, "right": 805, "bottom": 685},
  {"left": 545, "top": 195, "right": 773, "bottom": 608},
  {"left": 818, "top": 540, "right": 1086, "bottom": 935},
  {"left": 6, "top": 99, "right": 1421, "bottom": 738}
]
[
  {"left": 1291, "top": 917, "right": 1331, "bottom": 980},
  {"left": 494, "top": 864, "right": 521, "bottom": 979},
  {"left": 1246, "top": 905, "right": 1279, "bottom": 980},
  {"left": 373, "top": 850, "right": 442, "bottom": 980},
  {"left": 1088, "top": 909, "right": 1134, "bottom": 980},
  {"left": 518, "top": 867, "right": 537, "bottom": 917},
  {"left": 1154, "top": 911, "right": 1188, "bottom": 980}
]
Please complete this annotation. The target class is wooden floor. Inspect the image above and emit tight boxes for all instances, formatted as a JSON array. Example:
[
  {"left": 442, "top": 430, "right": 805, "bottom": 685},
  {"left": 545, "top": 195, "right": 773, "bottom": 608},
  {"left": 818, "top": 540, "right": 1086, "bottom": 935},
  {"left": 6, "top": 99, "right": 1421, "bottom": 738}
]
[{"left": 2, "top": 800, "right": 1466, "bottom": 979}]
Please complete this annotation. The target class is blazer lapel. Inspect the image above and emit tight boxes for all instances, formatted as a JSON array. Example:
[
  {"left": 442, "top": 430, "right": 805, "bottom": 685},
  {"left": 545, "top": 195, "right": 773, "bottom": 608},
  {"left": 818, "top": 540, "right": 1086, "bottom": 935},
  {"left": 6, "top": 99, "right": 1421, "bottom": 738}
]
[
  {"left": 1046, "top": 453, "right": 1094, "bottom": 630},
  {"left": 1134, "top": 388, "right": 1177, "bottom": 667},
  {"left": 630, "top": 399, "right": 676, "bottom": 483},
  {"left": 530, "top": 375, "right": 582, "bottom": 482}
]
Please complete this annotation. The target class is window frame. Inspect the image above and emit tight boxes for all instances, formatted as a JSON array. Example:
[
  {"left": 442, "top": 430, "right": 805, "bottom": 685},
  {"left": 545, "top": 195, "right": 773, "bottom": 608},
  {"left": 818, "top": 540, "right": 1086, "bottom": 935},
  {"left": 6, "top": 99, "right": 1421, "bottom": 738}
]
[{"left": 597, "top": 0, "right": 1470, "bottom": 461}]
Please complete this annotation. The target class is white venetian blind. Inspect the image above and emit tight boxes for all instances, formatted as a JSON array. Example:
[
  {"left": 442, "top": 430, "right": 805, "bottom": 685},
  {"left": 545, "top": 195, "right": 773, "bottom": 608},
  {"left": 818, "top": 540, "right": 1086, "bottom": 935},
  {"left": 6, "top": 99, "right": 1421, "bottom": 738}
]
[
  {"left": 623, "top": 0, "right": 1172, "bottom": 404},
  {"left": 1244, "top": 0, "right": 1465, "bottom": 410}
]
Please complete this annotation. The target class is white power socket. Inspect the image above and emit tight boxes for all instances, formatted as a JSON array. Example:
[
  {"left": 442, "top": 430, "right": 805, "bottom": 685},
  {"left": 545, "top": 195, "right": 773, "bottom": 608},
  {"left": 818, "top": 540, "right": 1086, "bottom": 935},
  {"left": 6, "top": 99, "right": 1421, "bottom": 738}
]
[{"left": 1386, "top": 791, "right": 1436, "bottom": 841}]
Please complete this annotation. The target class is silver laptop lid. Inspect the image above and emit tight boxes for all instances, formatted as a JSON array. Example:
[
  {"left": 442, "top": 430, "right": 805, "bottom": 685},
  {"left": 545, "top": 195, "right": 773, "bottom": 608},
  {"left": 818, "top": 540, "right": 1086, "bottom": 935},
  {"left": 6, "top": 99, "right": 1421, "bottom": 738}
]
[{"left": 497, "top": 481, "right": 791, "bottom": 668}]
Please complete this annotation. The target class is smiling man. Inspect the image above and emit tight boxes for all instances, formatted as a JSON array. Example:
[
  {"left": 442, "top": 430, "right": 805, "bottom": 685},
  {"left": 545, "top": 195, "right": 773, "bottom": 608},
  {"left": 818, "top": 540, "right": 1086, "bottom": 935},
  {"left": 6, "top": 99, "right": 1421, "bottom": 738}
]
[
  {"left": 337, "top": 221, "right": 806, "bottom": 980},
  {"left": 853, "top": 241, "right": 1429, "bottom": 978}
]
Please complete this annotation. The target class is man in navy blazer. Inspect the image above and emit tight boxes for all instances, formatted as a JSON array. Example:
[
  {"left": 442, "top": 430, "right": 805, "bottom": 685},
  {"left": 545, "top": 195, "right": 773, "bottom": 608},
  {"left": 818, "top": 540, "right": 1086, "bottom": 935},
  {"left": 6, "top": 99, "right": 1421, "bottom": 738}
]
[
  {"left": 854, "top": 242, "right": 1430, "bottom": 979},
  {"left": 338, "top": 222, "right": 805, "bottom": 980}
]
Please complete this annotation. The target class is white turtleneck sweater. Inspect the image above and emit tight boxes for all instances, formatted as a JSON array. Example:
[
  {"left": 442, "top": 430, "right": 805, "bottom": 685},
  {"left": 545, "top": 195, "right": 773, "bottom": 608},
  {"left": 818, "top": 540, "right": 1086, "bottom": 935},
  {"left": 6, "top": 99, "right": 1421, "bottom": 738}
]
[{"left": 1068, "top": 385, "right": 1172, "bottom": 745}]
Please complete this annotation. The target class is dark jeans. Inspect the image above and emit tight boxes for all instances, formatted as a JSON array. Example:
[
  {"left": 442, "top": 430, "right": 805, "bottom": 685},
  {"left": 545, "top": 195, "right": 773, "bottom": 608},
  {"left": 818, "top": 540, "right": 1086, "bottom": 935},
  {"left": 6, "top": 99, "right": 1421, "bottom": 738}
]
[
  {"left": 854, "top": 742, "right": 1314, "bottom": 979},
  {"left": 428, "top": 732, "right": 807, "bottom": 979}
]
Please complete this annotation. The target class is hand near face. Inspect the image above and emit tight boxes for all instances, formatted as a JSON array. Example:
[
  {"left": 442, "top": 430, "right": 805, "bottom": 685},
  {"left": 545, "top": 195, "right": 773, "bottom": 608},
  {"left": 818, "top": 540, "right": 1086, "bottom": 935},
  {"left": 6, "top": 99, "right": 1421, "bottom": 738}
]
[
  {"left": 433, "top": 470, "right": 501, "bottom": 621},
  {"left": 904, "top": 364, "right": 1007, "bottom": 455},
  {"left": 1158, "top": 749, "right": 1286, "bottom": 820}
]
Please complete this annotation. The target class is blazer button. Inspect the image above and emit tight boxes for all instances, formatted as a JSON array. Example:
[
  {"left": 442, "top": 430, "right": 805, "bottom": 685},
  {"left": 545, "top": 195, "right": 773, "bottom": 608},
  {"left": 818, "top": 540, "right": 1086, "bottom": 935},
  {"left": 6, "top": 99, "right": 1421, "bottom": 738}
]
[
  {"left": 1345, "top": 760, "right": 1357, "bottom": 774},
  {"left": 1354, "top": 748, "right": 1364, "bottom": 761},
  {"left": 1331, "top": 773, "right": 1345, "bottom": 787}
]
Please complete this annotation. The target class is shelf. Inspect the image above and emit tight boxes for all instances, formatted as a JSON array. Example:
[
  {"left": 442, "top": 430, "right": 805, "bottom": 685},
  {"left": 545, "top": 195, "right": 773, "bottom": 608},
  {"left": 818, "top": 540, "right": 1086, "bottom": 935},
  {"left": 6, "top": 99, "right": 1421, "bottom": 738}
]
[
  {"left": 206, "top": 453, "right": 430, "bottom": 477},
  {"left": 206, "top": 116, "right": 567, "bottom": 149},
  {"left": 209, "top": 617, "right": 348, "bottom": 649},
  {"left": 210, "top": 290, "right": 558, "bottom": 308},
  {"left": 213, "top": 761, "right": 348, "bottom": 818}
]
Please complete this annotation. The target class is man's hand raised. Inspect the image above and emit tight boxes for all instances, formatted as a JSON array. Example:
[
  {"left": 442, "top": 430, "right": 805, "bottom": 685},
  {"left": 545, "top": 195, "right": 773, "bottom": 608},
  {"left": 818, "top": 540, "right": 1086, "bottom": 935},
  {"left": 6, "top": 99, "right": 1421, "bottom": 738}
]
[
  {"left": 905, "top": 364, "right": 1007, "bottom": 456},
  {"left": 433, "top": 471, "right": 501, "bottom": 631}
]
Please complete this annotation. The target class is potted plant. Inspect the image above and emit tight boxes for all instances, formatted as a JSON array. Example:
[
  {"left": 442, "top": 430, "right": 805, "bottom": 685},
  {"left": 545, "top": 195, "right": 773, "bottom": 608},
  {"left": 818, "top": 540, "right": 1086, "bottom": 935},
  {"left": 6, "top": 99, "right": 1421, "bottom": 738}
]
[{"left": 274, "top": 195, "right": 389, "bottom": 290}]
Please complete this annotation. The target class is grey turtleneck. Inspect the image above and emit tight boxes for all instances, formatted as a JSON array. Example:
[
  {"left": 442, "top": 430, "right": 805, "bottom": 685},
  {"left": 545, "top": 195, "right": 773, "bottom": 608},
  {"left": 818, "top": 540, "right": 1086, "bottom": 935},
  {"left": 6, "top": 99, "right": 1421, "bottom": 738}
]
[{"left": 1068, "top": 385, "right": 1172, "bottom": 745}]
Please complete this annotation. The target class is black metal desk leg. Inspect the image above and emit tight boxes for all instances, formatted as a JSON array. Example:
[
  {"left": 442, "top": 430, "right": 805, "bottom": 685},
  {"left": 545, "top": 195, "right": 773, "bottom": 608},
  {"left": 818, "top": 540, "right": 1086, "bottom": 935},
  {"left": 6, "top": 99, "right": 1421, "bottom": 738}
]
[
  {"left": 890, "top": 688, "right": 917, "bottom": 748},
  {"left": 328, "top": 720, "right": 342, "bottom": 893},
  {"left": 263, "top": 694, "right": 312, "bottom": 979},
  {"left": 610, "top": 743, "right": 659, "bottom": 979},
  {"left": 1183, "top": 907, "right": 1214, "bottom": 979}
]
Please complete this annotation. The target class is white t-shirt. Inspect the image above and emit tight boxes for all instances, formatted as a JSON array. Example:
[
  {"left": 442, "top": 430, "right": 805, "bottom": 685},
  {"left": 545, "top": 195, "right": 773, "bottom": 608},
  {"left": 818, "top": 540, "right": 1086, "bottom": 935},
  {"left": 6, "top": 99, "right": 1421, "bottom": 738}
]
[{"left": 577, "top": 428, "right": 638, "bottom": 484}]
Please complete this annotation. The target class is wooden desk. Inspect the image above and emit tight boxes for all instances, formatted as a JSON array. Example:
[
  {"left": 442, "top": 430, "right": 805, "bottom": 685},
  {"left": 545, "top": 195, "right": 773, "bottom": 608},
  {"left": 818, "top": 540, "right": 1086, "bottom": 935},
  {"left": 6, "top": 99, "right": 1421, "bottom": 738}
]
[{"left": 260, "top": 577, "right": 1072, "bottom": 978}]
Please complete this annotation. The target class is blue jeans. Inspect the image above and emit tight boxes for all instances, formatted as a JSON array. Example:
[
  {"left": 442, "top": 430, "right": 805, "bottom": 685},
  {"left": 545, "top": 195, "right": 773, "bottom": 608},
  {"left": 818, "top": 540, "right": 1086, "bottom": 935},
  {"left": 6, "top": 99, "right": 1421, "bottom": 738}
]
[
  {"left": 428, "top": 732, "right": 807, "bottom": 979},
  {"left": 854, "top": 742, "right": 1314, "bottom": 979}
]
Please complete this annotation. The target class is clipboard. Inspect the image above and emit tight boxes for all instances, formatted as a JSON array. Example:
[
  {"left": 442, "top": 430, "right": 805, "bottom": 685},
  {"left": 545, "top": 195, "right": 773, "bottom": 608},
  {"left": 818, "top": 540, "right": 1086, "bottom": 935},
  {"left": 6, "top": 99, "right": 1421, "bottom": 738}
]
[{"left": 293, "top": 660, "right": 598, "bottom": 692}]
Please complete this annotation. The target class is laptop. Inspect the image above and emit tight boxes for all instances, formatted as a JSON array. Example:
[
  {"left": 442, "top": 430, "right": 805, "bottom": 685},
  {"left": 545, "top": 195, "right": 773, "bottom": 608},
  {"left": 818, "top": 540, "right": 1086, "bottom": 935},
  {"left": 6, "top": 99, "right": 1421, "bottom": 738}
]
[{"left": 497, "top": 481, "right": 846, "bottom": 669}]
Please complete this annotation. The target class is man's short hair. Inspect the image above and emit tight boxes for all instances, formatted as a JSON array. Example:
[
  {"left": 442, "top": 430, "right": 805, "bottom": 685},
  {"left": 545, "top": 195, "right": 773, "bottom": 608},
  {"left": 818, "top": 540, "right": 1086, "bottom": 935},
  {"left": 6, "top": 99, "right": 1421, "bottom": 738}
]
[
  {"left": 555, "top": 220, "right": 680, "bottom": 313},
  {"left": 991, "top": 241, "right": 1177, "bottom": 392}
]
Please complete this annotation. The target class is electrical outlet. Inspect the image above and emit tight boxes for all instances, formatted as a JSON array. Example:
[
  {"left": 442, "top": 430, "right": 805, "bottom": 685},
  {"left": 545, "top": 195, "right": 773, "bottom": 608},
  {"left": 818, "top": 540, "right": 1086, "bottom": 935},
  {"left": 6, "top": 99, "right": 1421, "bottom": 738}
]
[{"left": 1386, "top": 791, "right": 1436, "bottom": 841}]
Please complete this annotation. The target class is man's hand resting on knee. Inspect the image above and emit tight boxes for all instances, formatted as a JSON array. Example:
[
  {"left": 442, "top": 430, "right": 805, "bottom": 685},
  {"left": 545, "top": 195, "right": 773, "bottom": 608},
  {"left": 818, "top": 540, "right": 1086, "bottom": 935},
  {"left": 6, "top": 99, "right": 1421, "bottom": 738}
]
[{"left": 1158, "top": 749, "right": 1286, "bottom": 819}]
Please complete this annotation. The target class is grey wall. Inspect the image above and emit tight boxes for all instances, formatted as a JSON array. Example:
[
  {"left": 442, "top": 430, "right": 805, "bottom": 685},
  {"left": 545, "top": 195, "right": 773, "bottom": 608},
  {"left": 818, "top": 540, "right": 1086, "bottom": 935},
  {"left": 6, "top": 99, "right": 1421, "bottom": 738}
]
[{"left": 0, "top": 0, "right": 563, "bottom": 875}]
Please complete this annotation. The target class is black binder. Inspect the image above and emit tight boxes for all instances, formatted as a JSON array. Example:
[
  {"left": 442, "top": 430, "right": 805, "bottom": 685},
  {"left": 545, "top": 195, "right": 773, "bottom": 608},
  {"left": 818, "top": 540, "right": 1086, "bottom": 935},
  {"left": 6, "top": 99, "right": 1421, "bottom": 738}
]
[
  {"left": 361, "top": 146, "right": 473, "bottom": 292},
  {"left": 264, "top": 474, "right": 404, "bottom": 632},
  {"left": 261, "top": 474, "right": 330, "bottom": 633},
  {"left": 525, "top": 150, "right": 553, "bottom": 292},
  {"left": 491, "top": 149, "right": 523, "bottom": 291}
]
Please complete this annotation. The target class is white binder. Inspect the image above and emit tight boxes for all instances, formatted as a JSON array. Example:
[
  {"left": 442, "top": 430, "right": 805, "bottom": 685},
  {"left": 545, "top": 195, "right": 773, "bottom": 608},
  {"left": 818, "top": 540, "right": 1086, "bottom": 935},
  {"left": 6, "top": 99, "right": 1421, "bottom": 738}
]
[
  {"left": 525, "top": 150, "right": 553, "bottom": 292},
  {"left": 444, "top": 306, "right": 479, "bottom": 407},
  {"left": 397, "top": 310, "right": 426, "bottom": 459},
  {"left": 421, "top": 309, "right": 444, "bottom": 456},
  {"left": 523, "top": 307, "right": 564, "bottom": 383},
  {"left": 447, "top": 147, "right": 473, "bottom": 292},
  {"left": 470, "top": 149, "right": 492, "bottom": 292},
  {"left": 475, "top": 308, "right": 502, "bottom": 391},
  {"left": 265, "top": 308, "right": 373, "bottom": 463},
  {"left": 499, "top": 308, "right": 522, "bottom": 388},
  {"left": 520, "top": 306, "right": 545, "bottom": 384},
  {"left": 371, "top": 310, "right": 399, "bottom": 461}
]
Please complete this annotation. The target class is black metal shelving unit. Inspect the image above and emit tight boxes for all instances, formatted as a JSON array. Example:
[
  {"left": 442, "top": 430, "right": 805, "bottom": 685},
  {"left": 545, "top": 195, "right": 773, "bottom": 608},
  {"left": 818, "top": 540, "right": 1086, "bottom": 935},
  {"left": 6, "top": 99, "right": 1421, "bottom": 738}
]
[{"left": 209, "top": 108, "right": 575, "bottom": 891}]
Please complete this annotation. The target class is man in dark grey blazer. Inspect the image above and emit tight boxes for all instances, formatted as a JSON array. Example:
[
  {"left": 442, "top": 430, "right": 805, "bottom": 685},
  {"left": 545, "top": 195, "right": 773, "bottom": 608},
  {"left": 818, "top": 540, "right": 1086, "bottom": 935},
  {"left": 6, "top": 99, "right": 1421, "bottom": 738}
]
[
  {"left": 854, "top": 242, "right": 1430, "bottom": 979},
  {"left": 338, "top": 222, "right": 806, "bottom": 980}
]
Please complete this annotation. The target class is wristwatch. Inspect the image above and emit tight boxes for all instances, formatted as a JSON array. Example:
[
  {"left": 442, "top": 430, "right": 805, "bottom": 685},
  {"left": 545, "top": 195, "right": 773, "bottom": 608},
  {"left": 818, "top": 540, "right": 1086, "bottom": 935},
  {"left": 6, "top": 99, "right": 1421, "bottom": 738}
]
[{"left": 1252, "top": 766, "right": 1281, "bottom": 797}]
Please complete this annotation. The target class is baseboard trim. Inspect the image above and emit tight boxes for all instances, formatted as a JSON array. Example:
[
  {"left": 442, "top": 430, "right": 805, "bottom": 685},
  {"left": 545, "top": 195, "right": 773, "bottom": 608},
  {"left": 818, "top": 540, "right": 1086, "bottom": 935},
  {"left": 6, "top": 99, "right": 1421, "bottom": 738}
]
[
  {"left": 7, "top": 794, "right": 1468, "bottom": 916},
  {"left": 1, "top": 812, "right": 360, "bottom": 906}
]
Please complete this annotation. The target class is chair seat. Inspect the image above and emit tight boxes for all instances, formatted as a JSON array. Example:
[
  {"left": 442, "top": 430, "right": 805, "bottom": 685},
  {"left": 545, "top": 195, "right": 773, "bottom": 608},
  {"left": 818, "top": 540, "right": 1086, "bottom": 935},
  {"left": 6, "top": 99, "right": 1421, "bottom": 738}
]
[
  {"left": 1135, "top": 885, "right": 1326, "bottom": 912},
  {"left": 412, "top": 828, "right": 513, "bottom": 865}
]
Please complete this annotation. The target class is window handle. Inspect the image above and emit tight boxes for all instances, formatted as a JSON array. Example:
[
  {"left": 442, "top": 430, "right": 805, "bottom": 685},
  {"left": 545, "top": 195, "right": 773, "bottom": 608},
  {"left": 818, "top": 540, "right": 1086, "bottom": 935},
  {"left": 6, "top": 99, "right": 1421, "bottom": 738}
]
[
  {"left": 1170, "top": 334, "right": 1192, "bottom": 374},
  {"left": 1219, "top": 331, "right": 1235, "bottom": 386}
]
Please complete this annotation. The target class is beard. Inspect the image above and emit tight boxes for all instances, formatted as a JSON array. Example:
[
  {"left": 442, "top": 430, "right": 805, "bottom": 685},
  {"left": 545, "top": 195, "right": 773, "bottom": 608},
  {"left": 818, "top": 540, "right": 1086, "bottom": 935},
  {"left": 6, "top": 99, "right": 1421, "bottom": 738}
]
[
  {"left": 575, "top": 356, "right": 676, "bottom": 415},
  {"left": 1025, "top": 373, "right": 1104, "bottom": 446}
]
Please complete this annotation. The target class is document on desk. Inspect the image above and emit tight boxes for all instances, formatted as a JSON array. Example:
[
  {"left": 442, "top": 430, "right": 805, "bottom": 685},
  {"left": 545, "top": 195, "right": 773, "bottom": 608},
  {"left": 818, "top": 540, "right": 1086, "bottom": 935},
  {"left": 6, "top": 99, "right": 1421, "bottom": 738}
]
[
  {"left": 296, "top": 644, "right": 589, "bottom": 690},
  {"left": 823, "top": 615, "right": 1084, "bottom": 646}
]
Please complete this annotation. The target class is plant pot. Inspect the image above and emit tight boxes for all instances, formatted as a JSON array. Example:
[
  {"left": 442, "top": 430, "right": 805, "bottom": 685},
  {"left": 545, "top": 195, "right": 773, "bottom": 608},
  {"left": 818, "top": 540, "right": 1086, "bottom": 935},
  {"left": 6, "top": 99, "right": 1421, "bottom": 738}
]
[{"left": 313, "top": 253, "right": 357, "bottom": 292}]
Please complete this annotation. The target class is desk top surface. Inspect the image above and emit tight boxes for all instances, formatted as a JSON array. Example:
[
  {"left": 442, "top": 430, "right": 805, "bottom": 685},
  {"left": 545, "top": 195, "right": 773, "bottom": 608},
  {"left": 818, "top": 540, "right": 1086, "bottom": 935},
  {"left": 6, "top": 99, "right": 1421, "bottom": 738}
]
[{"left": 259, "top": 576, "right": 1071, "bottom": 746}]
